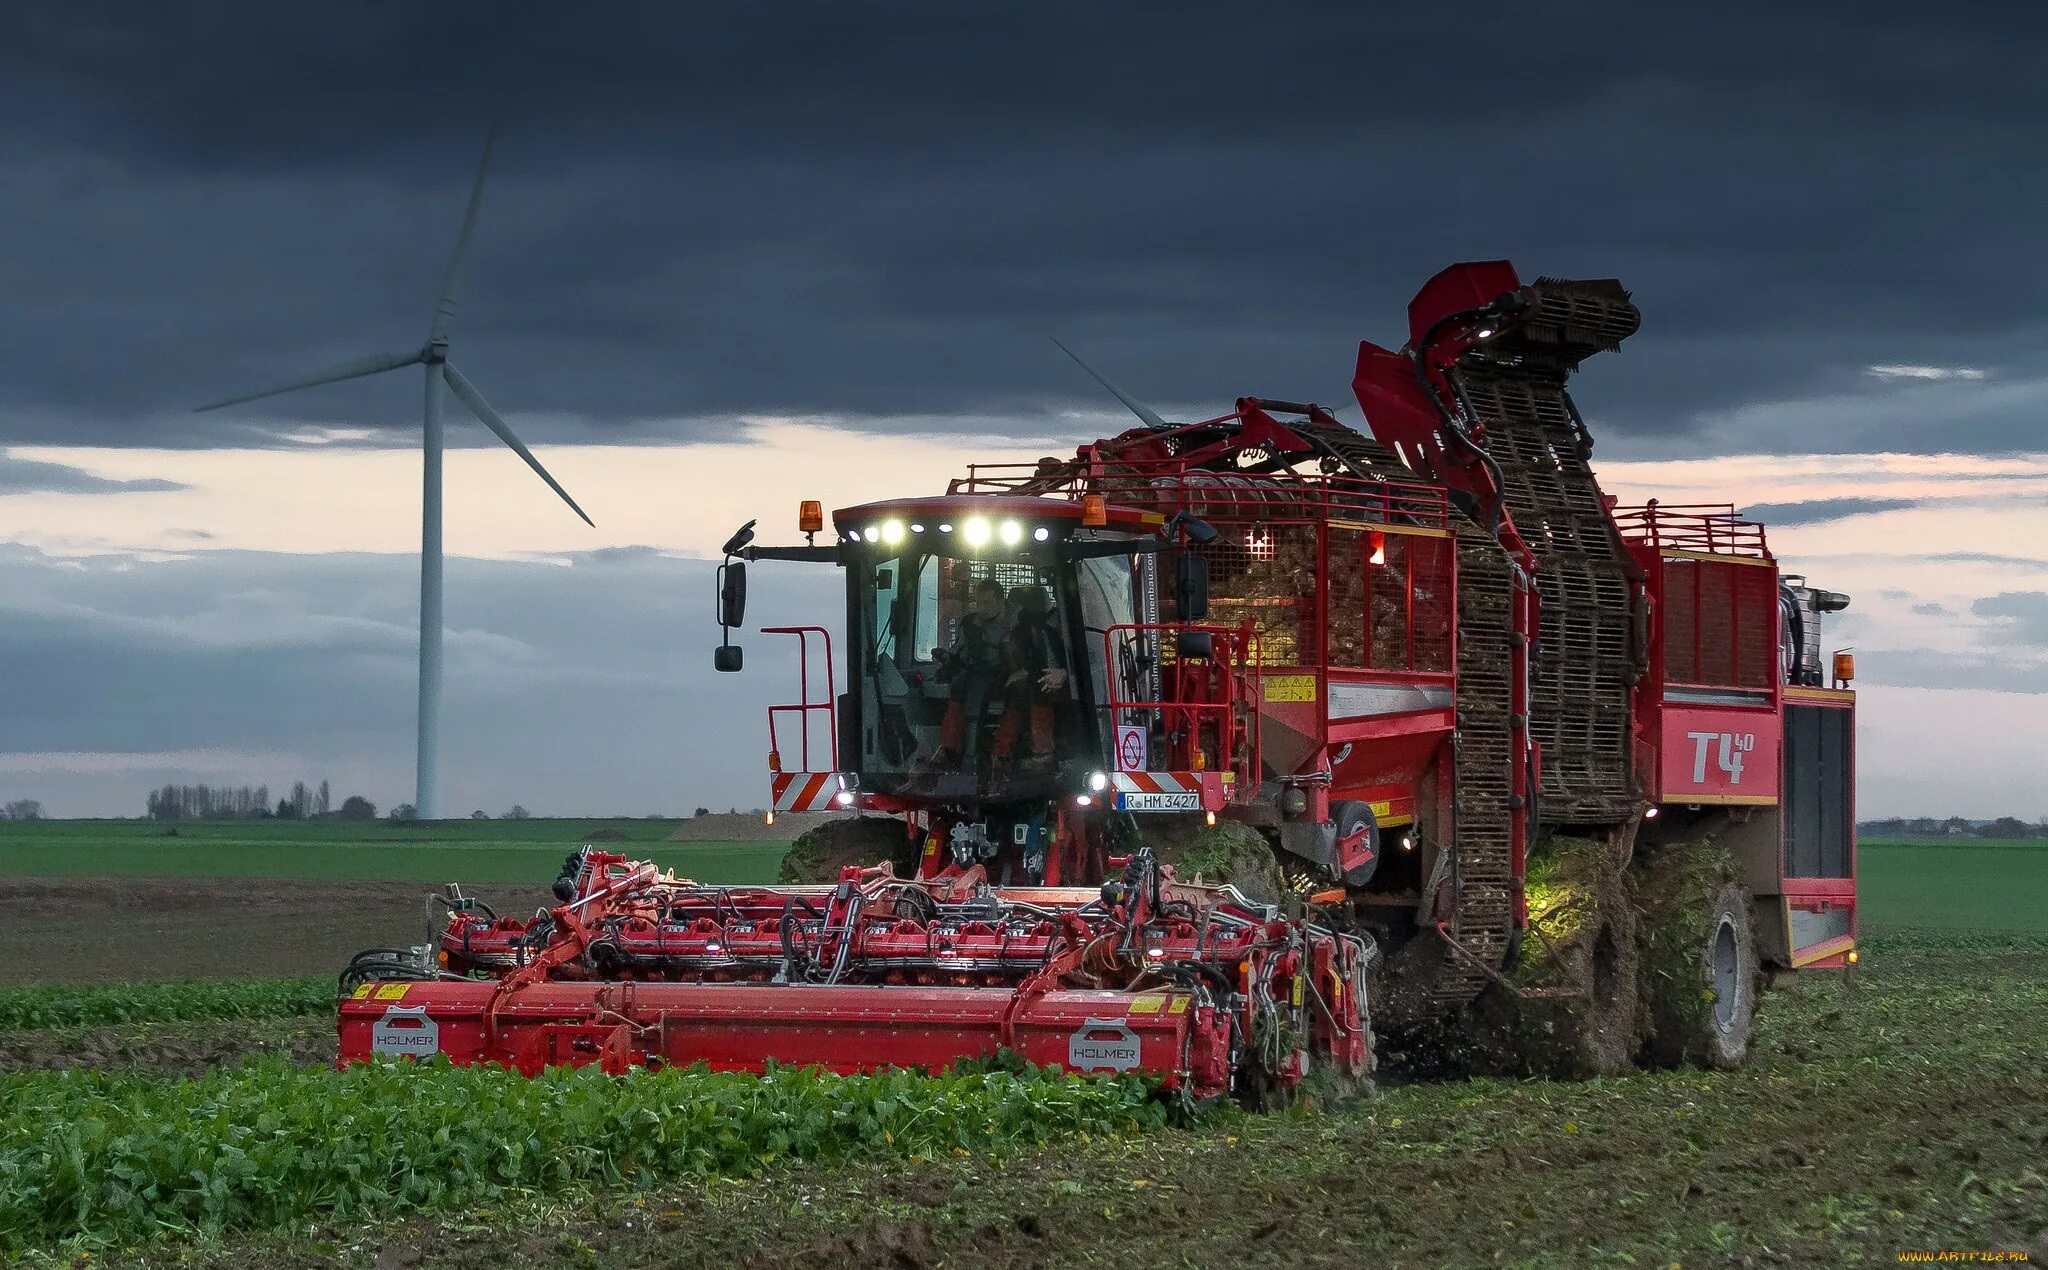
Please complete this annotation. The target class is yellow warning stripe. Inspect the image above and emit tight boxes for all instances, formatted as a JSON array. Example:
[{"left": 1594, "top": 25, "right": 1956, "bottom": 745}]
[
  {"left": 1792, "top": 935, "right": 1856, "bottom": 968},
  {"left": 1783, "top": 686, "right": 1855, "bottom": 704}
]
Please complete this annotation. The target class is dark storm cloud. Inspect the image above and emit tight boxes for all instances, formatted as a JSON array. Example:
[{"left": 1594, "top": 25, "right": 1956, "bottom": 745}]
[
  {"left": 1859, "top": 648, "right": 2048, "bottom": 695},
  {"left": 1971, "top": 592, "right": 2048, "bottom": 647},
  {"left": 1740, "top": 497, "right": 1922, "bottom": 526},
  {"left": 1, "top": 1, "right": 2044, "bottom": 456},
  {"left": 0, "top": 452, "right": 185, "bottom": 494}
]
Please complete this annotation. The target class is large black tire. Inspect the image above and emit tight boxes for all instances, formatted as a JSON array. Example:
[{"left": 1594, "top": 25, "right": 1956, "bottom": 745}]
[
  {"left": 778, "top": 816, "right": 920, "bottom": 883},
  {"left": 1635, "top": 842, "right": 1758, "bottom": 1069},
  {"left": 1482, "top": 834, "right": 1642, "bottom": 1079}
]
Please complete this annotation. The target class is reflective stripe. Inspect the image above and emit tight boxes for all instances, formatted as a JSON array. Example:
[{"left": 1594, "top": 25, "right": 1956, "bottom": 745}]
[
  {"left": 1110, "top": 772, "right": 1205, "bottom": 795},
  {"left": 770, "top": 772, "right": 844, "bottom": 812}
]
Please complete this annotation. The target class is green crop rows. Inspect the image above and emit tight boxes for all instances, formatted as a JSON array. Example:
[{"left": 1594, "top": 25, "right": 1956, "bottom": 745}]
[
  {"left": 0, "top": 978, "right": 334, "bottom": 1031},
  {"left": 0, "top": 1058, "right": 1165, "bottom": 1250}
]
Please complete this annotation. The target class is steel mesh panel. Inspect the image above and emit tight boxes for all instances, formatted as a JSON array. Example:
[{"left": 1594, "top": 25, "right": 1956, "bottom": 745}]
[{"left": 1198, "top": 522, "right": 1318, "bottom": 666}]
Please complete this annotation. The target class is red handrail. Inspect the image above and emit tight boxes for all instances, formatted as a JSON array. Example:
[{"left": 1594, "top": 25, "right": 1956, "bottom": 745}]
[
  {"left": 1613, "top": 501, "right": 1772, "bottom": 559},
  {"left": 1100, "top": 622, "right": 1259, "bottom": 795},
  {"left": 762, "top": 626, "right": 838, "bottom": 772}
]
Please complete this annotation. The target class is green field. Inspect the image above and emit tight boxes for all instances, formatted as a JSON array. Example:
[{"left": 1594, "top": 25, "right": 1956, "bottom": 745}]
[
  {"left": 0, "top": 818, "right": 786, "bottom": 885},
  {"left": 2, "top": 823, "right": 2037, "bottom": 935},
  {"left": 1, "top": 827, "right": 2043, "bottom": 1264},
  {"left": 1857, "top": 838, "right": 2047, "bottom": 932}
]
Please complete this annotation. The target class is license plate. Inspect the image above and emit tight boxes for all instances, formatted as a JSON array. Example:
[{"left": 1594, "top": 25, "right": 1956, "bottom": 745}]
[{"left": 1116, "top": 791, "right": 1201, "bottom": 812}]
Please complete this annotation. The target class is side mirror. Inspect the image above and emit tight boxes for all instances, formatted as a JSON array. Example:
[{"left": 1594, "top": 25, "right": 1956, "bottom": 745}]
[
  {"left": 714, "top": 644, "right": 744, "bottom": 673},
  {"left": 1175, "top": 554, "right": 1210, "bottom": 621},
  {"left": 1176, "top": 630, "right": 1214, "bottom": 660},
  {"left": 718, "top": 560, "right": 748, "bottom": 629}
]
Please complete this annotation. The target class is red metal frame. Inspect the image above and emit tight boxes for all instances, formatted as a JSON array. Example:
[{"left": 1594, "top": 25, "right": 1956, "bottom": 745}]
[
  {"left": 342, "top": 849, "right": 1373, "bottom": 1098},
  {"left": 1100, "top": 621, "right": 1261, "bottom": 793},
  {"left": 1613, "top": 502, "right": 1771, "bottom": 559},
  {"left": 762, "top": 625, "right": 838, "bottom": 774}
]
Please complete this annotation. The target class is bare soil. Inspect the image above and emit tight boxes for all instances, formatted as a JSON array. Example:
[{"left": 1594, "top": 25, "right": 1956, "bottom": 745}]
[
  {"left": 668, "top": 812, "right": 821, "bottom": 843},
  {"left": 0, "top": 1015, "right": 334, "bottom": 1076},
  {"left": 0, "top": 876, "right": 552, "bottom": 985}
]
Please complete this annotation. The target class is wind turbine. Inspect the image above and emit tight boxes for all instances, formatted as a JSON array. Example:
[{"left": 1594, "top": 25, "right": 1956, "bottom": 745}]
[
  {"left": 195, "top": 134, "right": 593, "bottom": 820},
  {"left": 1051, "top": 337, "right": 1174, "bottom": 430}
]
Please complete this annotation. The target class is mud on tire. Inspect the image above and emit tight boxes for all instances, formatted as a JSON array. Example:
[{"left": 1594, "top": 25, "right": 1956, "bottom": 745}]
[
  {"left": 1634, "top": 842, "right": 1757, "bottom": 1069},
  {"left": 1476, "top": 834, "right": 1641, "bottom": 1079},
  {"left": 778, "top": 816, "right": 920, "bottom": 883}
]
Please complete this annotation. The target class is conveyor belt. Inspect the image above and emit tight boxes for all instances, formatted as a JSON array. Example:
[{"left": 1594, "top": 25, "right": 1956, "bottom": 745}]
[{"left": 1450, "top": 278, "right": 1644, "bottom": 825}]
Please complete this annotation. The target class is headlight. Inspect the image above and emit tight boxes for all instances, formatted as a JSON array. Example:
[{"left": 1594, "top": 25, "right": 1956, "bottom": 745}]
[
  {"left": 962, "top": 517, "right": 991, "bottom": 546},
  {"left": 999, "top": 520, "right": 1023, "bottom": 545},
  {"left": 1087, "top": 771, "right": 1109, "bottom": 792}
]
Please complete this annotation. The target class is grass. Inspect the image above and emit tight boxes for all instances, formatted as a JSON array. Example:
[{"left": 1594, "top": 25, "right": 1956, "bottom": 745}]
[
  {"left": 1858, "top": 838, "right": 2048, "bottom": 933},
  {"left": 0, "top": 819, "right": 786, "bottom": 885}
]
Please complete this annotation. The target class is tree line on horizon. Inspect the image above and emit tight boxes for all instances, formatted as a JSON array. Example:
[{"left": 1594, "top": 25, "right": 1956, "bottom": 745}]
[
  {"left": 1859, "top": 815, "right": 2047, "bottom": 839},
  {"left": 143, "top": 780, "right": 375, "bottom": 822}
]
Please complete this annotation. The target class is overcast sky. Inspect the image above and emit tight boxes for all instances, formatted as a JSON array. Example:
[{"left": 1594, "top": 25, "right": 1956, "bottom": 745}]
[{"left": 1, "top": 1, "right": 2044, "bottom": 819}]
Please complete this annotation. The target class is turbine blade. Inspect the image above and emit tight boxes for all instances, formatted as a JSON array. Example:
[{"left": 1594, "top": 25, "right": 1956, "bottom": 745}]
[
  {"left": 1051, "top": 337, "right": 1172, "bottom": 431},
  {"left": 192, "top": 349, "right": 423, "bottom": 412},
  {"left": 440, "top": 362, "right": 595, "bottom": 527},
  {"left": 427, "top": 127, "right": 497, "bottom": 345}
]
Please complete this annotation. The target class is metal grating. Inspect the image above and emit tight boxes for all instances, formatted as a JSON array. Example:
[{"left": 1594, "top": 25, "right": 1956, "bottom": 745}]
[{"left": 1452, "top": 287, "right": 1644, "bottom": 826}]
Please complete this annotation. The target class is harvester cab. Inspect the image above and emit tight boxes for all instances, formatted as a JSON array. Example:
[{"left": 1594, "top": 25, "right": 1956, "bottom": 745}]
[{"left": 719, "top": 491, "right": 1248, "bottom": 885}]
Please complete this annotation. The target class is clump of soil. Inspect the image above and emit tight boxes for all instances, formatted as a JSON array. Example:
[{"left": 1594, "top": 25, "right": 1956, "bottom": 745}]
[
  {"left": 778, "top": 817, "right": 921, "bottom": 883},
  {"left": 1130, "top": 816, "right": 1285, "bottom": 906},
  {"left": 1471, "top": 833, "right": 1641, "bottom": 1078}
]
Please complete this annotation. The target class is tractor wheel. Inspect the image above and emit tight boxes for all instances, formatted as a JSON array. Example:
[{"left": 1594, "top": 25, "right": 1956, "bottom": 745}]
[
  {"left": 1481, "top": 834, "right": 1642, "bottom": 1079},
  {"left": 778, "top": 815, "right": 919, "bottom": 883},
  {"left": 1635, "top": 842, "right": 1757, "bottom": 1069}
]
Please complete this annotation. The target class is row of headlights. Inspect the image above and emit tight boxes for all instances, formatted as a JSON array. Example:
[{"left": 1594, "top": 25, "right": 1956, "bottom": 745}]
[{"left": 843, "top": 517, "right": 1054, "bottom": 548}]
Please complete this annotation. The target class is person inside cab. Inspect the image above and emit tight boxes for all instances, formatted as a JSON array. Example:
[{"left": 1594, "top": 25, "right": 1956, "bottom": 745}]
[
  {"left": 928, "top": 576, "right": 1009, "bottom": 769},
  {"left": 993, "top": 583, "right": 1067, "bottom": 771}
]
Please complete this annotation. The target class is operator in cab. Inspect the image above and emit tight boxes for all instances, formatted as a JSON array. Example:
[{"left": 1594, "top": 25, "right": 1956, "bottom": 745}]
[
  {"left": 993, "top": 583, "right": 1067, "bottom": 772},
  {"left": 928, "top": 576, "right": 1009, "bottom": 770}
]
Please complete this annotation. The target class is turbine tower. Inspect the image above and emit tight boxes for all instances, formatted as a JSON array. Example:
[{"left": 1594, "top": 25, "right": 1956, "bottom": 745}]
[{"left": 196, "top": 134, "right": 593, "bottom": 820}]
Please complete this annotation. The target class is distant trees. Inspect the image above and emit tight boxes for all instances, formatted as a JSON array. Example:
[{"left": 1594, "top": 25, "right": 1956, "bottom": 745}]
[
  {"left": 1979, "top": 816, "right": 2037, "bottom": 840},
  {"left": 504, "top": 805, "right": 531, "bottom": 820},
  {"left": 0, "top": 800, "right": 43, "bottom": 821},
  {"left": 388, "top": 803, "right": 418, "bottom": 822},
  {"left": 337, "top": 796, "right": 377, "bottom": 821},
  {"left": 1860, "top": 815, "right": 2047, "bottom": 840},
  {"left": 145, "top": 784, "right": 271, "bottom": 821},
  {"left": 471, "top": 810, "right": 490, "bottom": 820},
  {"left": 146, "top": 779, "right": 374, "bottom": 822},
  {"left": 693, "top": 807, "right": 710, "bottom": 818}
]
